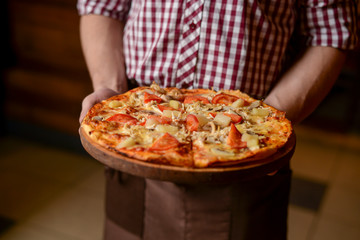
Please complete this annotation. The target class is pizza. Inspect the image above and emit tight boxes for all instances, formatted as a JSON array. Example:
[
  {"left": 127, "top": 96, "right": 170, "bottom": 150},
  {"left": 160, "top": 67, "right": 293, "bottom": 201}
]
[{"left": 81, "top": 82, "right": 292, "bottom": 168}]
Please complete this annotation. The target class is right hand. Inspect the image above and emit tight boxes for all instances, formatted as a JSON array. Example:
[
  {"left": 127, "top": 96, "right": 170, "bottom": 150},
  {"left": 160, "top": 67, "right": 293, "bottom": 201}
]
[{"left": 79, "top": 88, "right": 119, "bottom": 123}]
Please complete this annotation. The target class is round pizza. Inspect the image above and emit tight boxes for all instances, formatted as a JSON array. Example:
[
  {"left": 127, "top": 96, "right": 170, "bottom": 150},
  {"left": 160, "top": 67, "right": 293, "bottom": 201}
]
[{"left": 81, "top": 83, "right": 293, "bottom": 168}]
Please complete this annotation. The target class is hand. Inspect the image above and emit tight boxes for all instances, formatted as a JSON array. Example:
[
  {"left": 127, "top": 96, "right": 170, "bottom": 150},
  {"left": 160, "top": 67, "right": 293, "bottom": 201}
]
[{"left": 79, "top": 88, "right": 119, "bottom": 123}]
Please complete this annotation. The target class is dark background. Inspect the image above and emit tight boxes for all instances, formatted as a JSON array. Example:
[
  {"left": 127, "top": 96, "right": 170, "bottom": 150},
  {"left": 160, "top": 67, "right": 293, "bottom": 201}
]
[{"left": 1, "top": 0, "right": 92, "bottom": 138}]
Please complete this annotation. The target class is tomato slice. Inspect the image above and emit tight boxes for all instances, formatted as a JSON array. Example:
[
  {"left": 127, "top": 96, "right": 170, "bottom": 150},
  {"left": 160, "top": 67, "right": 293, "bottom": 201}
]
[
  {"left": 183, "top": 95, "right": 210, "bottom": 104},
  {"left": 157, "top": 104, "right": 175, "bottom": 112},
  {"left": 106, "top": 114, "right": 138, "bottom": 125},
  {"left": 149, "top": 133, "right": 180, "bottom": 151},
  {"left": 211, "top": 93, "right": 239, "bottom": 105},
  {"left": 147, "top": 115, "right": 172, "bottom": 125},
  {"left": 144, "top": 92, "right": 163, "bottom": 104},
  {"left": 224, "top": 113, "right": 243, "bottom": 123},
  {"left": 227, "top": 123, "right": 247, "bottom": 149},
  {"left": 186, "top": 114, "right": 199, "bottom": 132},
  {"left": 208, "top": 112, "right": 217, "bottom": 118}
]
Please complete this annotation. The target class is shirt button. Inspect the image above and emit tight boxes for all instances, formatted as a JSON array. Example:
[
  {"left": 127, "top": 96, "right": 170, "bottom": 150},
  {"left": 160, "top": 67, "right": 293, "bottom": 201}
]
[{"left": 189, "top": 22, "right": 196, "bottom": 30}]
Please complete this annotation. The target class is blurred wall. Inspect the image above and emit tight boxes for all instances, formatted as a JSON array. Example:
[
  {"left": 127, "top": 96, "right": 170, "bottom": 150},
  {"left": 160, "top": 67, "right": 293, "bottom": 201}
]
[{"left": 2, "top": 0, "right": 92, "bottom": 135}]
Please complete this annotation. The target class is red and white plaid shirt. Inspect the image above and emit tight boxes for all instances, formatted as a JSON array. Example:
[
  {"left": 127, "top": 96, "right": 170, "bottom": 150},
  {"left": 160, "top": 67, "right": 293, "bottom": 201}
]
[{"left": 77, "top": 0, "right": 358, "bottom": 99}]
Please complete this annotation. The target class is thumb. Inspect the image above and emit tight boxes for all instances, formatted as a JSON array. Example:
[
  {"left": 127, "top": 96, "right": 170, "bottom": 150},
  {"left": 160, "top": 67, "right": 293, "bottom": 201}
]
[{"left": 79, "top": 88, "right": 119, "bottom": 123}]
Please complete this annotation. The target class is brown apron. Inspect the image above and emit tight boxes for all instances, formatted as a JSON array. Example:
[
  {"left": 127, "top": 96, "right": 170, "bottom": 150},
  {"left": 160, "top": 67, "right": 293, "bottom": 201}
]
[{"left": 103, "top": 151, "right": 293, "bottom": 240}]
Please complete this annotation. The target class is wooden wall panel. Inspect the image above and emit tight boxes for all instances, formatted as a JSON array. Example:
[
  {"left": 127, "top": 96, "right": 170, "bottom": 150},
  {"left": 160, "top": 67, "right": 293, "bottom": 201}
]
[
  {"left": 4, "top": 0, "right": 92, "bottom": 135},
  {"left": 8, "top": 0, "right": 87, "bottom": 72}
]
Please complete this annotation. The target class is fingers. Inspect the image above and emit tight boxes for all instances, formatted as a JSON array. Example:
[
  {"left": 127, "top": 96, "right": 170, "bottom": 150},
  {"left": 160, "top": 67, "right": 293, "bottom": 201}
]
[
  {"left": 79, "top": 94, "right": 95, "bottom": 123},
  {"left": 79, "top": 88, "right": 119, "bottom": 123}
]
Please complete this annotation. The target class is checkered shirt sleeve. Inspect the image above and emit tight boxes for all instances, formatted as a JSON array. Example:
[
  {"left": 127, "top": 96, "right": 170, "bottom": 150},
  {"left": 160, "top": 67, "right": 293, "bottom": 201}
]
[
  {"left": 77, "top": 0, "right": 131, "bottom": 21},
  {"left": 299, "top": 0, "right": 358, "bottom": 49}
]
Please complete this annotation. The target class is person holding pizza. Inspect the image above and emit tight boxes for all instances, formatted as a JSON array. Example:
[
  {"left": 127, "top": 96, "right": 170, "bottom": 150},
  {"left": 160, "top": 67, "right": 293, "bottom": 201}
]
[{"left": 77, "top": 0, "right": 358, "bottom": 239}]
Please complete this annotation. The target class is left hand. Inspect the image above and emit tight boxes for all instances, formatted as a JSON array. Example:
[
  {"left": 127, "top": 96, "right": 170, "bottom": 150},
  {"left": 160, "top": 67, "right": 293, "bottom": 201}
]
[{"left": 79, "top": 88, "right": 119, "bottom": 123}]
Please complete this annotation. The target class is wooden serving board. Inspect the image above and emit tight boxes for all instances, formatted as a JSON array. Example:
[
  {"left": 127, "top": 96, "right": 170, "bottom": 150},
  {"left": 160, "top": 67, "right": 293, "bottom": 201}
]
[{"left": 79, "top": 127, "right": 296, "bottom": 184}]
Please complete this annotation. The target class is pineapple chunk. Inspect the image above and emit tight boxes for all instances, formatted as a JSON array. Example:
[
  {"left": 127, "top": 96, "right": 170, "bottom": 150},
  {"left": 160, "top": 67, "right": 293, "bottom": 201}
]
[
  {"left": 196, "top": 114, "right": 210, "bottom": 127},
  {"left": 213, "top": 113, "right": 232, "bottom": 127},
  {"left": 231, "top": 98, "right": 245, "bottom": 108},
  {"left": 211, "top": 148, "right": 235, "bottom": 157},
  {"left": 117, "top": 137, "right": 136, "bottom": 149},
  {"left": 108, "top": 100, "right": 123, "bottom": 108},
  {"left": 155, "top": 124, "right": 178, "bottom": 134},
  {"left": 169, "top": 100, "right": 181, "bottom": 109},
  {"left": 145, "top": 118, "right": 159, "bottom": 128},
  {"left": 241, "top": 133, "right": 259, "bottom": 151},
  {"left": 251, "top": 108, "right": 270, "bottom": 117},
  {"left": 235, "top": 124, "right": 246, "bottom": 134},
  {"left": 163, "top": 110, "right": 181, "bottom": 118}
]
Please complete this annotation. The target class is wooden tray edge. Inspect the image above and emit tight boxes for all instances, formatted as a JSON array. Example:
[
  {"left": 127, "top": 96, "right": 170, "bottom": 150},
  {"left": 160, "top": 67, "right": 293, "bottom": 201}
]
[{"left": 79, "top": 127, "right": 296, "bottom": 184}]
